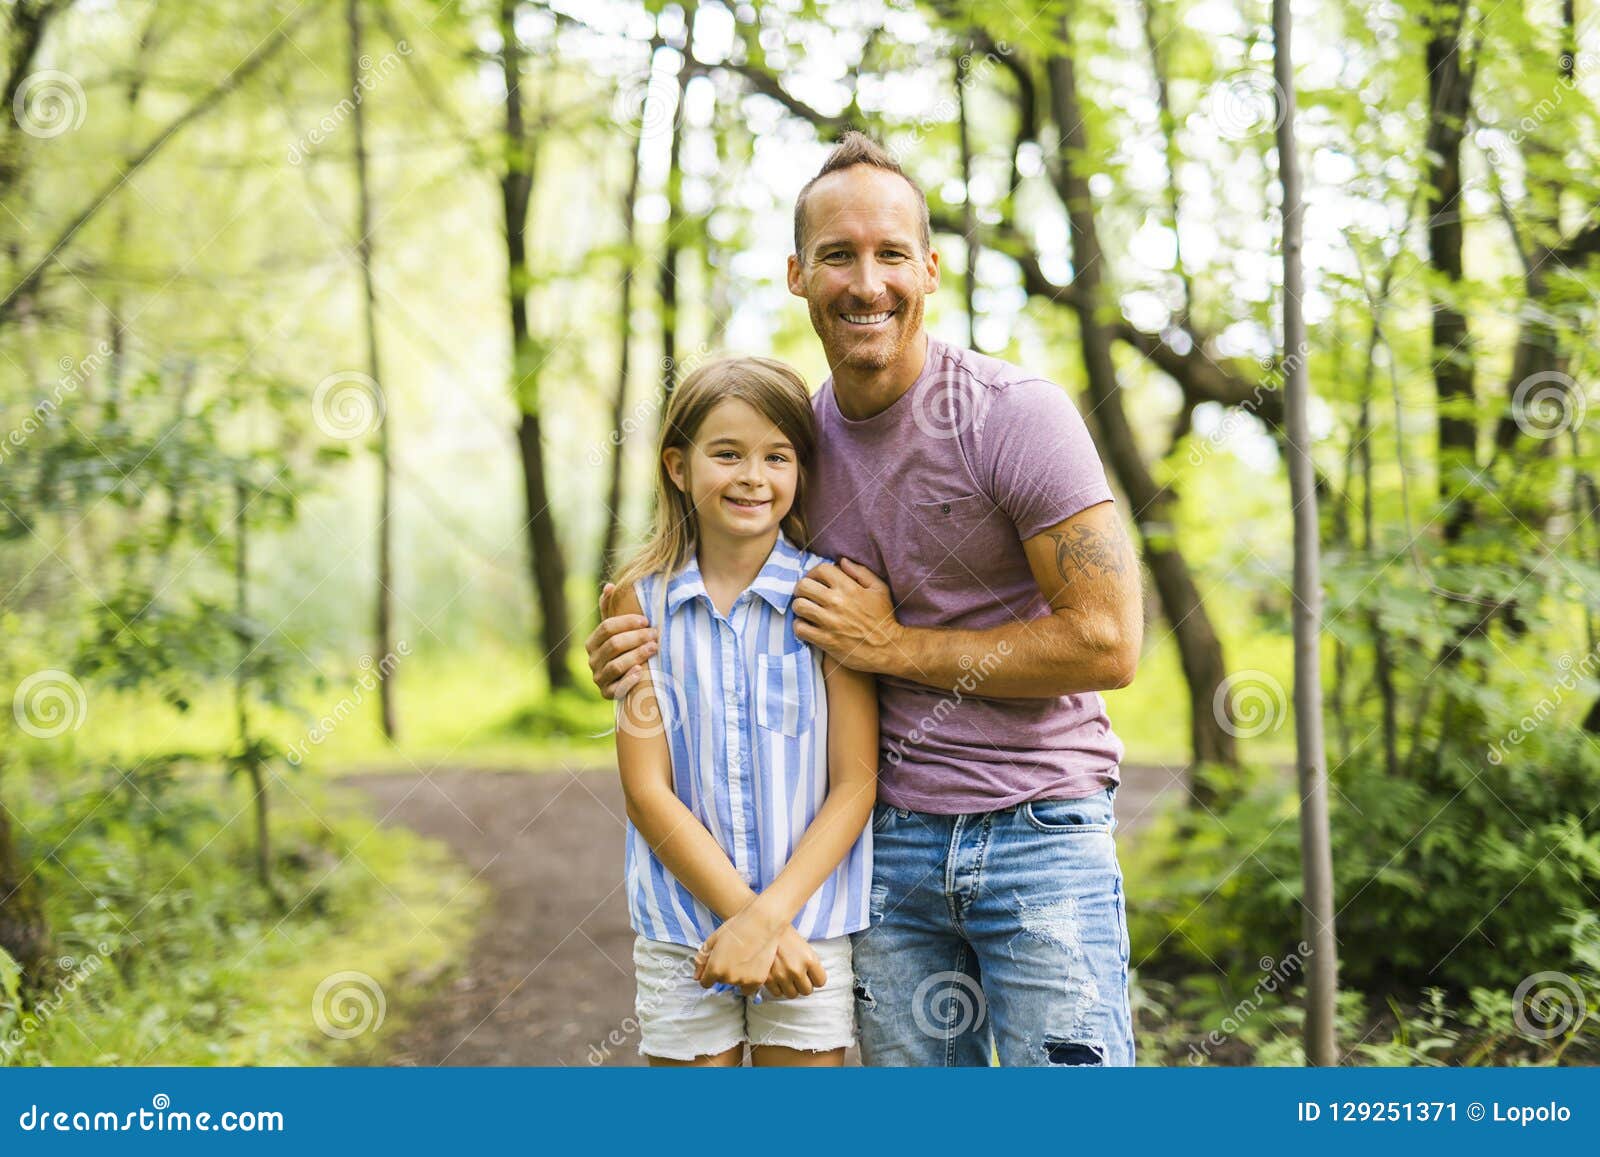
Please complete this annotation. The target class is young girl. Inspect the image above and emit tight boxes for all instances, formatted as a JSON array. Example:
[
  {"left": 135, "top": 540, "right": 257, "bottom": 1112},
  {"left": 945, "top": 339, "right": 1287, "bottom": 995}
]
[{"left": 604, "top": 355, "right": 877, "bottom": 1067}]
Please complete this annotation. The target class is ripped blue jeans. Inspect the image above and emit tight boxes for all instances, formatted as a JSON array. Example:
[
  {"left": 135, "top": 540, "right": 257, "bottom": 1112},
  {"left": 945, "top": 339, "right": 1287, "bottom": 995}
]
[{"left": 850, "top": 786, "right": 1134, "bottom": 1066}]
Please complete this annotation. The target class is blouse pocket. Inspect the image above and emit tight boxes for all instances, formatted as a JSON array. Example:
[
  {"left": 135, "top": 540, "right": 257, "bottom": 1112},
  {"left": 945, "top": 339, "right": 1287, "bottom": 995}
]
[{"left": 755, "top": 649, "right": 815, "bottom": 737}]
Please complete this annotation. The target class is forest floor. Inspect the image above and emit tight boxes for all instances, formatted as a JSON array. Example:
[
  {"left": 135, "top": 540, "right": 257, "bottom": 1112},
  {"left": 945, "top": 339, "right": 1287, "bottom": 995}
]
[{"left": 339, "top": 762, "right": 1187, "bottom": 1066}]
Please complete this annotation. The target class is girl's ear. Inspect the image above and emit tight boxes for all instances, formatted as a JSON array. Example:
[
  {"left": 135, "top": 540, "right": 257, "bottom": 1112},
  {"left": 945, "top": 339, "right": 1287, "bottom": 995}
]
[{"left": 663, "top": 447, "right": 688, "bottom": 492}]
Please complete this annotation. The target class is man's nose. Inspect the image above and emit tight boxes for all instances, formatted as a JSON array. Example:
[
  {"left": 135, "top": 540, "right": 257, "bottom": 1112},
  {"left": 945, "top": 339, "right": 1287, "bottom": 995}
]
[{"left": 849, "top": 257, "right": 885, "bottom": 303}]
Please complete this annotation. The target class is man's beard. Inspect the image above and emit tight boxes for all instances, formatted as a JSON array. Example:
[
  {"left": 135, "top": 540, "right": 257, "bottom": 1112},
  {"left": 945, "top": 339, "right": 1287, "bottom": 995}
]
[{"left": 809, "top": 294, "right": 924, "bottom": 372}]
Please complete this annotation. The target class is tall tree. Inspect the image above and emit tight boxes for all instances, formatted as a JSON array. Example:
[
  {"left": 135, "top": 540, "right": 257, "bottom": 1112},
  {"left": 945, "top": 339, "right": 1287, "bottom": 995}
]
[
  {"left": 1421, "top": 1, "right": 1477, "bottom": 543},
  {"left": 1275, "top": 0, "right": 1337, "bottom": 1066},
  {"left": 500, "top": 0, "right": 574, "bottom": 690},
  {"left": 1042, "top": 21, "right": 1239, "bottom": 793},
  {"left": 347, "top": 0, "right": 399, "bottom": 739},
  {"left": 659, "top": 1, "right": 697, "bottom": 398},
  {"left": 597, "top": 58, "right": 652, "bottom": 586}
]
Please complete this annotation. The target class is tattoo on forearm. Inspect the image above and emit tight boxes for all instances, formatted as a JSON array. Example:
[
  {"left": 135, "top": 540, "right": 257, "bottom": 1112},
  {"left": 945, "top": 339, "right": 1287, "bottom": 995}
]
[{"left": 1048, "top": 525, "right": 1133, "bottom": 585}]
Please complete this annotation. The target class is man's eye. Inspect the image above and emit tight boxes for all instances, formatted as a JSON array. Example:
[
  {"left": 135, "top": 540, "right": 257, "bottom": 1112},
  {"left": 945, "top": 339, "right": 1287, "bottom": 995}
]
[
  {"left": 822, "top": 252, "right": 848, "bottom": 263},
  {"left": 881, "top": 251, "right": 905, "bottom": 261}
]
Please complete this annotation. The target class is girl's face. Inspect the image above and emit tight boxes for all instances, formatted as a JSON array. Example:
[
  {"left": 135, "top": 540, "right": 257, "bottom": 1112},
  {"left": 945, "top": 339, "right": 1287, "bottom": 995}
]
[{"left": 665, "top": 397, "right": 798, "bottom": 544}]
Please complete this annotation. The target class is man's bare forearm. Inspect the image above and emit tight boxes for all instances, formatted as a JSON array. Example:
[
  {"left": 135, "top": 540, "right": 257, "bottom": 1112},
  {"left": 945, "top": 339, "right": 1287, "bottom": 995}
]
[{"left": 878, "top": 611, "right": 1136, "bottom": 698}]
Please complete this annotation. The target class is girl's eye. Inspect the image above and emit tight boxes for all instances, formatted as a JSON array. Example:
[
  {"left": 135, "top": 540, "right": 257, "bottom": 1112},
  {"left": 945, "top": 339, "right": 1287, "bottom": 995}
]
[
  {"left": 766, "top": 454, "right": 790, "bottom": 464},
  {"left": 714, "top": 451, "right": 740, "bottom": 460}
]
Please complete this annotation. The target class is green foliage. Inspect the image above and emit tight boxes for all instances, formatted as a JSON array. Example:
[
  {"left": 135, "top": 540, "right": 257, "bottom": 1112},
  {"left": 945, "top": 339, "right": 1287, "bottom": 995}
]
[
  {"left": 1128, "top": 723, "right": 1600, "bottom": 1004},
  {"left": 0, "top": 760, "right": 477, "bottom": 1067},
  {"left": 495, "top": 685, "right": 616, "bottom": 742}
]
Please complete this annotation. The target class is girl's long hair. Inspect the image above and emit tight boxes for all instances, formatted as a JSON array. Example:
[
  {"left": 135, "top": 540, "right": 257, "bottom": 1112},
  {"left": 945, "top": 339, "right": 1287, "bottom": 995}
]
[{"left": 613, "top": 356, "right": 817, "bottom": 603}]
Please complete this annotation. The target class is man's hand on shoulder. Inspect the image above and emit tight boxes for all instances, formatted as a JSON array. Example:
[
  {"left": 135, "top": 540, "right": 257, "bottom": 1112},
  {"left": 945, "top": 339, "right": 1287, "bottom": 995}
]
[
  {"left": 792, "top": 558, "right": 906, "bottom": 675},
  {"left": 586, "top": 581, "right": 659, "bottom": 700}
]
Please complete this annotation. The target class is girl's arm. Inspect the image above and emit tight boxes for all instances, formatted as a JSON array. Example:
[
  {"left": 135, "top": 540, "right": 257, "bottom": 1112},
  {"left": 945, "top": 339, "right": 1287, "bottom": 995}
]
[
  {"left": 608, "top": 583, "right": 760, "bottom": 924},
  {"left": 701, "top": 655, "right": 878, "bottom": 952}
]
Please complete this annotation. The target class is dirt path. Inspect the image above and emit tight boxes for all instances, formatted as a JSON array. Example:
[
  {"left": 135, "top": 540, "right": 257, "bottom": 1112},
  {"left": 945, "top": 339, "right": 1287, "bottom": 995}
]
[{"left": 343, "top": 763, "right": 1186, "bottom": 1067}]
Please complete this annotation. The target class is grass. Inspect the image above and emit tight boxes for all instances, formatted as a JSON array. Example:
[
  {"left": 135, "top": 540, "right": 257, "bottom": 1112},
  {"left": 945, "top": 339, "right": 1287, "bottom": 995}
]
[
  {"left": 57, "top": 642, "right": 618, "bottom": 778},
  {"left": 1, "top": 766, "right": 483, "bottom": 1067}
]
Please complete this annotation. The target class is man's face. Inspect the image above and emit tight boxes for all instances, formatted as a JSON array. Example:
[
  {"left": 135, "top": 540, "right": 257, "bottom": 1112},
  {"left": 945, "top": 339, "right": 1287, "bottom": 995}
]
[{"left": 787, "top": 165, "right": 939, "bottom": 375}]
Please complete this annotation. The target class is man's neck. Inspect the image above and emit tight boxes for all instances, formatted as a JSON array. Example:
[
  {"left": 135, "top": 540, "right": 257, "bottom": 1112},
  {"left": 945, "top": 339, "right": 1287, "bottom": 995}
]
[{"left": 830, "top": 330, "right": 930, "bottom": 421}]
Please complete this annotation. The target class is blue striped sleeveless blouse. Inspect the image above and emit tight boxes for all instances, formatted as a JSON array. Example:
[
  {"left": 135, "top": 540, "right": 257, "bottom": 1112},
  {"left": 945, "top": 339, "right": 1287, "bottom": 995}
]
[{"left": 624, "top": 532, "right": 873, "bottom": 946}]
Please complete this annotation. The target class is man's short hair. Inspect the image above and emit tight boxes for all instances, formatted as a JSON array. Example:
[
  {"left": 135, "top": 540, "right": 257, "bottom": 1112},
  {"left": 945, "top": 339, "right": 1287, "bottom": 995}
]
[{"left": 792, "top": 130, "right": 932, "bottom": 258}]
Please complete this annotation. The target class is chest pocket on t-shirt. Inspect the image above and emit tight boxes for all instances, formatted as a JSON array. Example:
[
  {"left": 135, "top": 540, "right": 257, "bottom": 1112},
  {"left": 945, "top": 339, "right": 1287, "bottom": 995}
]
[{"left": 904, "top": 492, "right": 1015, "bottom": 589}]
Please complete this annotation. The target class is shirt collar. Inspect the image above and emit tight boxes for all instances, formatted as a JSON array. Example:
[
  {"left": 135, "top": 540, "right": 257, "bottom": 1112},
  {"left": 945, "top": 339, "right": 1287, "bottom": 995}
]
[{"left": 665, "top": 532, "right": 807, "bottom": 615}]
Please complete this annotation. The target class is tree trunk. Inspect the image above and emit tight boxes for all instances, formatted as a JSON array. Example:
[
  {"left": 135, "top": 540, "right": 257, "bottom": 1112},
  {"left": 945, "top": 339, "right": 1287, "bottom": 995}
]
[
  {"left": 659, "top": 3, "right": 697, "bottom": 398},
  {"left": 0, "top": 771, "right": 50, "bottom": 980},
  {"left": 234, "top": 479, "right": 277, "bottom": 904},
  {"left": 956, "top": 39, "right": 980, "bottom": 351},
  {"left": 501, "top": 0, "right": 573, "bottom": 692},
  {"left": 347, "top": 0, "right": 398, "bottom": 738},
  {"left": 598, "top": 101, "right": 648, "bottom": 586},
  {"left": 1275, "top": 0, "right": 1338, "bottom": 1066},
  {"left": 1422, "top": 6, "right": 1477, "bottom": 542},
  {"left": 1044, "top": 23, "right": 1237, "bottom": 794}
]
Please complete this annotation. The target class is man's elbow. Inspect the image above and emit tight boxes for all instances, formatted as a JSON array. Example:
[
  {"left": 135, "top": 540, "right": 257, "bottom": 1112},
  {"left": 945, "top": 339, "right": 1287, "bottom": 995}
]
[
  {"left": 1103, "top": 614, "right": 1142, "bottom": 689},
  {"left": 1103, "top": 644, "right": 1139, "bottom": 690}
]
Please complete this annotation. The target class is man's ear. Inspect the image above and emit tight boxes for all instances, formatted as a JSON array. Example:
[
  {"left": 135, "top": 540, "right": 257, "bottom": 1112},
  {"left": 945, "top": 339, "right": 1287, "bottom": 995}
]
[
  {"left": 787, "top": 252, "right": 805, "bottom": 298},
  {"left": 924, "top": 246, "right": 941, "bottom": 293},
  {"left": 663, "top": 447, "right": 688, "bottom": 492}
]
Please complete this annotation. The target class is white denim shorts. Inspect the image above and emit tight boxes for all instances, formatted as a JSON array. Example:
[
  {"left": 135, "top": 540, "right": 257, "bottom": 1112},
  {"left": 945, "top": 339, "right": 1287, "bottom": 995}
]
[{"left": 632, "top": 934, "right": 856, "bottom": 1061}]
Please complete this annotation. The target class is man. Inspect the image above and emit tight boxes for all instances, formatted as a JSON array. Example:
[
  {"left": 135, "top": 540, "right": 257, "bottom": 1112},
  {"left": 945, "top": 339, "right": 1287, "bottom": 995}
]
[{"left": 587, "top": 132, "right": 1142, "bottom": 1066}]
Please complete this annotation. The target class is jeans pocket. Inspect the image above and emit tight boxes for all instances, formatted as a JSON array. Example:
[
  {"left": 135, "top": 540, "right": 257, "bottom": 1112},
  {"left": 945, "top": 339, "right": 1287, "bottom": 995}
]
[{"left": 1022, "top": 790, "right": 1114, "bottom": 834}]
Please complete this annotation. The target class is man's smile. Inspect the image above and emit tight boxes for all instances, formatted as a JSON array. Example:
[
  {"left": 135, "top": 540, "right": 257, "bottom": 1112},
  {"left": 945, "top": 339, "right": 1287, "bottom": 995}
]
[{"left": 839, "top": 306, "right": 898, "bottom": 328}]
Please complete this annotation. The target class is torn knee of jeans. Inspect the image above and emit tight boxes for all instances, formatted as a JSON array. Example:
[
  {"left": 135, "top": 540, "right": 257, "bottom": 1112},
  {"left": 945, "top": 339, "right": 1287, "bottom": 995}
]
[
  {"left": 853, "top": 979, "right": 875, "bottom": 1008},
  {"left": 1044, "top": 1039, "right": 1105, "bottom": 1066}
]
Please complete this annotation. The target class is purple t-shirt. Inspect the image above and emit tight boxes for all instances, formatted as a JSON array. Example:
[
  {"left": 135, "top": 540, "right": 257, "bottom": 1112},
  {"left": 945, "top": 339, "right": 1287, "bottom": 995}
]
[{"left": 805, "top": 336, "right": 1124, "bottom": 813}]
